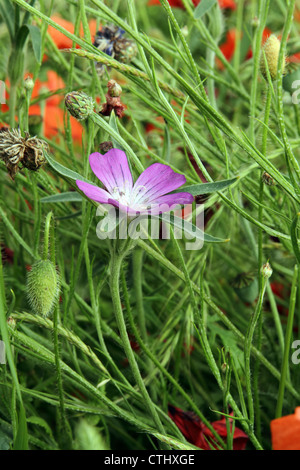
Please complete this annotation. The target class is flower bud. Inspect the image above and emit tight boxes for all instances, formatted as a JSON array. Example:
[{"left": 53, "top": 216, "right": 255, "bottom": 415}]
[
  {"left": 24, "top": 76, "right": 34, "bottom": 91},
  {"left": 26, "top": 259, "right": 60, "bottom": 317},
  {"left": 65, "top": 91, "right": 95, "bottom": 121},
  {"left": 261, "top": 262, "right": 273, "bottom": 279},
  {"left": 107, "top": 80, "right": 122, "bottom": 97},
  {"left": 7, "top": 316, "right": 16, "bottom": 329},
  {"left": 260, "top": 35, "right": 286, "bottom": 81}
]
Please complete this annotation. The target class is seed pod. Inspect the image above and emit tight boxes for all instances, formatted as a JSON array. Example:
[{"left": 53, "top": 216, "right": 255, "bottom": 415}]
[
  {"left": 26, "top": 259, "right": 60, "bottom": 317},
  {"left": 65, "top": 91, "right": 95, "bottom": 121},
  {"left": 260, "top": 35, "right": 286, "bottom": 81}
]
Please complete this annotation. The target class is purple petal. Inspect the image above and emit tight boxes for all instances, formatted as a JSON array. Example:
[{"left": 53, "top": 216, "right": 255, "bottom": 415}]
[
  {"left": 143, "top": 192, "right": 194, "bottom": 215},
  {"left": 132, "top": 163, "right": 187, "bottom": 204},
  {"left": 76, "top": 180, "right": 112, "bottom": 204},
  {"left": 89, "top": 149, "right": 133, "bottom": 196}
]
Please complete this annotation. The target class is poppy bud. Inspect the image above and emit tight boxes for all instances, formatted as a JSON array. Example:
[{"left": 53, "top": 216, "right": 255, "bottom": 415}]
[
  {"left": 26, "top": 259, "right": 60, "bottom": 317},
  {"left": 260, "top": 35, "right": 286, "bottom": 81},
  {"left": 65, "top": 91, "right": 95, "bottom": 121}
]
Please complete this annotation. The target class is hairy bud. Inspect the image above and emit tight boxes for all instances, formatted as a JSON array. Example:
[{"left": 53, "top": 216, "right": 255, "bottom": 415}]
[
  {"left": 260, "top": 35, "right": 286, "bottom": 81},
  {"left": 26, "top": 259, "right": 60, "bottom": 317}
]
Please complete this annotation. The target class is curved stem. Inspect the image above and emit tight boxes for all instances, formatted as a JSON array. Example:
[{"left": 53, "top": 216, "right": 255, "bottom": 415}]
[{"left": 109, "top": 246, "right": 168, "bottom": 443}]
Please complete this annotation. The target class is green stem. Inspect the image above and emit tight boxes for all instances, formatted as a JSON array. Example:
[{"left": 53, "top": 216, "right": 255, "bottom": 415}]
[
  {"left": 244, "top": 272, "right": 267, "bottom": 428},
  {"left": 8, "top": 84, "right": 17, "bottom": 128},
  {"left": 109, "top": 245, "right": 168, "bottom": 443},
  {"left": 275, "top": 265, "right": 298, "bottom": 418}
]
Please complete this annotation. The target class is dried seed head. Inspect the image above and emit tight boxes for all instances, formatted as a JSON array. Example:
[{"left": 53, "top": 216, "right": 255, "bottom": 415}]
[
  {"left": 0, "top": 128, "right": 48, "bottom": 179},
  {"left": 99, "top": 141, "right": 114, "bottom": 153},
  {"left": 26, "top": 259, "right": 60, "bottom": 317},
  {"left": 93, "top": 24, "right": 137, "bottom": 77},
  {"left": 65, "top": 91, "right": 95, "bottom": 121},
  {"left": 260, "top": 35, "right": 286, "bottom": 81},
  {"left": 113, "top": 37, "right": 137, "bottom": 64}
]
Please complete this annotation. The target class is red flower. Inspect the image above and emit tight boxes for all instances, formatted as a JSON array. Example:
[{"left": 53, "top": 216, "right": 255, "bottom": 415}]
[
  {"left": 1, "top": 244, "right": 14, "bottom": 265},
  {"left": 168, "top": 405, "right": 248, "bottom": 450},
  {"left": 29, "top": 71, "right": 83, "bottom": 142},
  {"left": 217, "top": 27, "right": 272, "bottom": 69},
  {"left": 271, "top": 407, "right": 300, "bottom": 450},
  {"left": 148, "top": 0, "right": 236, "bottom": 9},
  {"left": 47, "top": 15, "right": 98, "bottom": 51}
]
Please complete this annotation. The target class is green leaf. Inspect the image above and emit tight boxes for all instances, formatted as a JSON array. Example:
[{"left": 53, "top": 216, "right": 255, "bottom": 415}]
[
  {"left": 75, "top": 419, "right": 109, "bottom": 450},
  {"left": 13, "top": 404, "right": 29, "bottom": 450},
  {"left": 108, "top": 111, "right": 125, "bottom": 151},
  {"left": 291, "top": 212, "right": 300, "bottom": 264},
  {"left": 157, "top": 213, "right": 229, "bottom": 243},
  {"left": 41, "top": 192, "right": 83, "bottom": 203},
  {"left": 172, "top": 177, "right": 238, "bottom": 196},
  {"left": 15, "top": 24, "right": 30, "bottom": 49},
  {"left": 0, "top": 0, "right": 15, "bottom": 42},
  {"left": 194, "top": 0, "right": 217, "bottom": 19},
  {"left": 45, "top": 152, "right": 93, "bottom": 185},
  {"left": 26, "top": 24, "right": 41, "bottom": 63},
  {"left": 27, "top": 416, "right": 54, "bottom": 440}
]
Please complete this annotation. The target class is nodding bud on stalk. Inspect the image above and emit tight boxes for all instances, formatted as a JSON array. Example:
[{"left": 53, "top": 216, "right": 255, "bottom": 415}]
[
  {"left": 260, "top": 35, "right": 286, "bottom": 81},
  {"left": 65, "top": 91, "right": 95, "bottom": 121},
  {"left": 26, "top": 259, "right": 60, "bottom": 317}
]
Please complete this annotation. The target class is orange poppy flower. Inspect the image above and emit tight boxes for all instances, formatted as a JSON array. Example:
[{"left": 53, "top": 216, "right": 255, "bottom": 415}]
[
  {"left": 271, "top": 408, "right": 300, "bottom": 450},
  {"left": 28, "top": 71, "right": 83, "bottom": 142},
  {"left": 217, "top": 27, "right": 272, "bottom": 69},
  {"left": 47, "top": 15, "right": 98, "bottom": 50}
]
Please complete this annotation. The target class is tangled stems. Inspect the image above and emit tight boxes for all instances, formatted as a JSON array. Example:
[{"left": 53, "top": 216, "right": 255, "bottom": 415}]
[{"left": 109, "top": 239, "right": 168, "bottom": 446}]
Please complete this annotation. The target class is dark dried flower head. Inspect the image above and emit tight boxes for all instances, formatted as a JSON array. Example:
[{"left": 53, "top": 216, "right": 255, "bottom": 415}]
[
  {"left": 113, "top": 37, "right": 138, "bottom": 63},
  {"left": 93, "top": 23, "right": 137, "bottom": 77},
  {"left": 99, "top": 141, "right": 114, "bottom": 153},
  {"left": 0, "top": 128, "right": 48, "bottom": 179}
]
